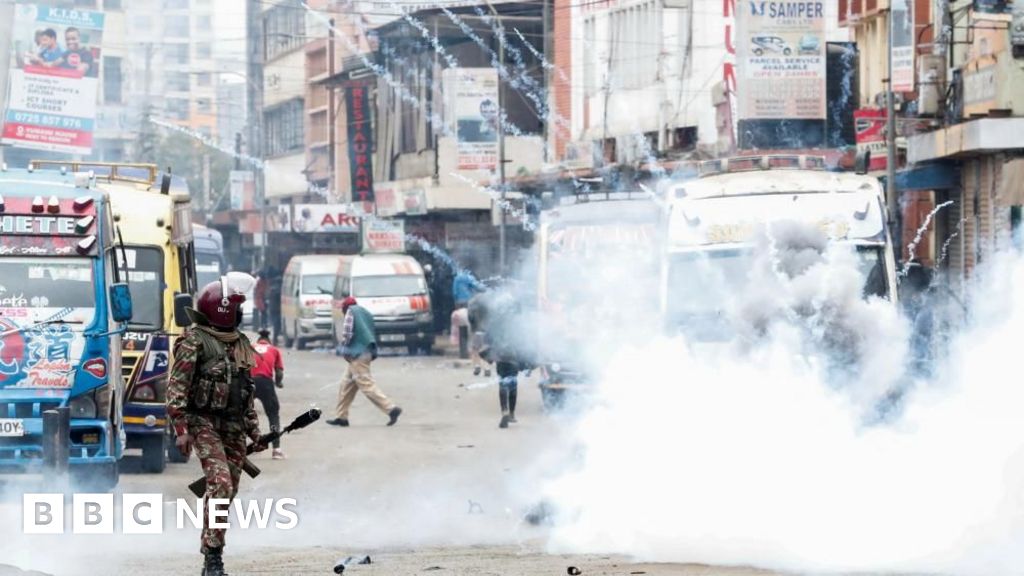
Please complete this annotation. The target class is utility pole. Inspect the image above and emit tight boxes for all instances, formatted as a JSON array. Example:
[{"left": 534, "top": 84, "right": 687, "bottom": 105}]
[
  {"left": 886, "top": 5, "right": 898, "bottom": 240},
  {"left": 234, "top": 131, "right": 242, "bottom": 170},
  {"left": 495, "top": 13, "right": 508, "bottom": 276},
  {"left": 247, "top": 0, "right": 266, "bottom": 270},
  {"left": 328, "top": 18, "right": 336, "bottom": 203},
  {"left": 201, "top": 153, "right": 210, "bottom": 222},
  {"left": 0, "top": 0, "right": 15, "bottom": 167}
]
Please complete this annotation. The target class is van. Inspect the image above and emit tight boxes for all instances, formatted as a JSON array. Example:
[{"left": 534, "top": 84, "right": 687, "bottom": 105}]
[
  {"left": 281, "top": 255, "right": 345, "bottom": 349},
  {"left": 331, "top": 254, "right": 434, "bottom": 355}
]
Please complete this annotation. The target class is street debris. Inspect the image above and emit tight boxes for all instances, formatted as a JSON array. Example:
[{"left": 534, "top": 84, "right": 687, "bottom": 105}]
[
  {"left": 567, "top": 567, "right": 582, "bottom": 575},
  {"left": 333, "top": 556, "right": 372, "bottom": 573},
  {"left": 467, "top": 499, "right": 484, "bottom": 514},
  {"left": 457, "top": 444, "right": 475, "bottom": 448}
]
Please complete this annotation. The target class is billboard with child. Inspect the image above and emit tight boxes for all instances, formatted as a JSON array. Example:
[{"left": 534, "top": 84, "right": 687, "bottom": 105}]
[{"left": 2, "top": 4, "right": 105, "bottom": 154}]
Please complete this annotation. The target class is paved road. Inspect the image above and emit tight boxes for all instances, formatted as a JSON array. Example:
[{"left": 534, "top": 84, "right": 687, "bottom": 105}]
[{"left": 0, "top": 347, "right": 776, "bottom": 575}]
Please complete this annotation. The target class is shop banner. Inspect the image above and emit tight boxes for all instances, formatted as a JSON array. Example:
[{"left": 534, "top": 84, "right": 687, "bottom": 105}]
[
  {"left": 447, "top": 68, "right": 500, "bottom": 170},
  {"left": 736, "top": 1, "right": 826, "bottom": 120},
  {"left": 891, "top": 0, "right": 915, "bottom": 92},
  {"left": 346, "top": 84, "right": 374, "bottom": 203},
  {"left": 361, "top": 219, "right": 405, "bottom": 254},
  {"left": 2, "top": 4, "right": 104, "bottom": 154},
  {"left": 292, "top": 204, "right": 362, "bottom": 233}
]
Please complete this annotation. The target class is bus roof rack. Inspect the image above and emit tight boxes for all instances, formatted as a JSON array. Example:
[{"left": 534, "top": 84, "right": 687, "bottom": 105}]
[
  {"left": 29, "top": 160, "right": 158, "bottom": 186},
  {"left": 697, "top": 155, "right": 828, "bottom": 178}
]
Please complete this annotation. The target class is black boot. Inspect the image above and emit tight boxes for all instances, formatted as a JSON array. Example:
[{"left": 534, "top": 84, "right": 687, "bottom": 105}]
[{"left": 202, "top": 548, "right": 227, "bottom": 576}]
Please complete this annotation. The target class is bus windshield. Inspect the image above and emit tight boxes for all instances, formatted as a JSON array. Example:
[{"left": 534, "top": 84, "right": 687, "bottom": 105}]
[
  {"left": 120, "top": 247, "right": 164, "bottom": 330},
  {"left": 195, "top": 253, "right": 222, "bottom": 288},
  {"left": 0, "top": 257, "right": 96, "bottom": 325},
  {"left": 302, "top": 274, "right": 336, "bottom": 295}
]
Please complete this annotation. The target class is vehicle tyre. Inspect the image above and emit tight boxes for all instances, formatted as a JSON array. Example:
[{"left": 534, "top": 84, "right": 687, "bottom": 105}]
[
  {"left": 140, "top": 434, "right": 167, "bottom": 473},
  {"left": 166, "top": 428, "right": 190, "bottom": 463},
  {"left": 419, "top": 343, "right": 434, "bottom": 356},
  {"left": 72, "top": 460, "right": 119, "bottom": 491},
  {"left": 541, "top": 387, "right": 565, "bottom": 413},
  {"left": 783, "top": 47, "right": 792, "bottom": 55},
  {"left": 295, "top": 333, "right": 307, "bottom": 351},
  {"left": 406, "top": 345, "right": 418, "bottom": 356}
]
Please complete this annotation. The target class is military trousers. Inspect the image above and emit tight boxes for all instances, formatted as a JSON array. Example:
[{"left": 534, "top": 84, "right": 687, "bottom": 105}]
[{"left": 188, "top": 413, "right": 247, "bottom": 554}]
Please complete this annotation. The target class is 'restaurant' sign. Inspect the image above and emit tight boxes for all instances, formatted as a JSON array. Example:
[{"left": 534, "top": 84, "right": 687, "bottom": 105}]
[{"left": 346, "top": 84, "right": 374, "bottom": 203}]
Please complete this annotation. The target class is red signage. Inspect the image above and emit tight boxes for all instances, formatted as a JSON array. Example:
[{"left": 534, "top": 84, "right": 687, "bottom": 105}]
[
  {"left": 854, "top": 109, "right": 888, "bottom": 171},
  {"left": 0, "top": 196, "right": 98, "bottom": 255},
  {"left": 346, "top": 85, "right": 374, "bottom": 203}
]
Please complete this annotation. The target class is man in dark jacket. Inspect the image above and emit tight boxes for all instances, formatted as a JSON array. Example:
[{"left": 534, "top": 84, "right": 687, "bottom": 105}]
[{"left": 326, "top": 296, "right": 402, "bottom": 427}]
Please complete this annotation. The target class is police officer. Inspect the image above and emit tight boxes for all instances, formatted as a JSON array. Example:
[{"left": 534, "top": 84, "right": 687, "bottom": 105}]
[{"left": 167, "top": 273, "right": 266, "bottom": 576}]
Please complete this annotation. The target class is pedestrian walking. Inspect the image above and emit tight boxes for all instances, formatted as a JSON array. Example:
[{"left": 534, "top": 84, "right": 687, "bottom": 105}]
[
  {"left": 473, "top": 289, "right": 531, "bottom": 429},
  {"left": 267, "top": 267, "right": 283, "bottom": 345},
  {"left": 326, "top": 296, "right": 403, "bottom": 427},
  {"left": 253, "top": 273, "right": 268, "bottom": 329},
  {"left": 166, "top": 273, "right": 266, "bottom": 576},
  {"left": 251, "top": 328, "right": 286, "bottom": 460}
]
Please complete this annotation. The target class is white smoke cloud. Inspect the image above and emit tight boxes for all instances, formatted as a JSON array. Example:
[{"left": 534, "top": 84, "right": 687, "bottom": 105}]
[{"left": 540, "top": 225, "right": 1024, "bottom": 574}]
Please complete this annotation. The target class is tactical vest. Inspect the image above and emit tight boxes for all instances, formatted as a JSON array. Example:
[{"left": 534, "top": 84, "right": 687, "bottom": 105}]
[{"left": 188, "top": 329, "right": 254, "bottom": 417}]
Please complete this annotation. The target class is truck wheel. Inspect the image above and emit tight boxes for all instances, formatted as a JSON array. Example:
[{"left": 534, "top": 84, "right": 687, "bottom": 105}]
[
  {"left": 166, "top": 428, "right": 190, "bottom": 463},
  {"left": 419, "top": 343, "right": 434, "bottom": 356},
  {"left": 141, "top": 434, "right": 167, "bottom": 473},
  {"left": 295, "top": 336, "right": 307, "bottom": 351},
  {"left": 72, "top": 461, "right": 119, "bottom": 491}
]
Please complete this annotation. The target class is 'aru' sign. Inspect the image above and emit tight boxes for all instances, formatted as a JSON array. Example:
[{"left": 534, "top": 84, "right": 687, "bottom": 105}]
[{"left": 346, "top": 84, "right": 374, "bottom": 203}]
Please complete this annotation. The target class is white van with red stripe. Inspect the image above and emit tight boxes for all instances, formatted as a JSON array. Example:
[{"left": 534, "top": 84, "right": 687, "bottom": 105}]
[
  {"left": 281, "top": 255, "right": 345, "bottom": 349},
  {"left": 331, "top": 254, "right": 434, "bottom": 355}
]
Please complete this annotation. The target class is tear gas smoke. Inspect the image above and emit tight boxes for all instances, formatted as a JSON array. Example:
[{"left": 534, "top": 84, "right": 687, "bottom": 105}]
[{"left": 536, "top": 221, "right": 1024, "bottom": 575}]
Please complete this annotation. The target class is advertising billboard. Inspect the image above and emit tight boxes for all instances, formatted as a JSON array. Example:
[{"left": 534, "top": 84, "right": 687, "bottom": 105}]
[
  {"left": 736, "top": 1, "right": 826, "bottom": 120},
  {"left": 229, "top": 171, "right": 255, "bottom": 211},
  {"left": 291, "top": 204, "right": 363, "bottom": 233},
  {"left": 2, "top": 4, "right": 104, "bottom": 154},
  {"left": 446, "top": 68, "right": 500, "bottom": 171},
  {"left": 854, "top": 108, "right": 887, "bottom": 172},
  {"left": 361, "top": 219, "right": 405, "bottom": 254},
  {"left": 890, "top": 0, "right": 915, "bottom": 92}
]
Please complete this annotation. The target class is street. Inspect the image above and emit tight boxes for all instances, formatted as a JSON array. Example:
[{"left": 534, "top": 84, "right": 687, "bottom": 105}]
[{"left": 0, "top": 346, "right": 777, "bottom": 576}]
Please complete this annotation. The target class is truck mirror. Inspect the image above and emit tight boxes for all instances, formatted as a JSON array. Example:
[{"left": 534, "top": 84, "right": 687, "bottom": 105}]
[
  {"left": 174, "top": 292, "right": 193, "bottom": 327},
  {"left": 110, "top": 283, "right": 133, "bottom": 323}
]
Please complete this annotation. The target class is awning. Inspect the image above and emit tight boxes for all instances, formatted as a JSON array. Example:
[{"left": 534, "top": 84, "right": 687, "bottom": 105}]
[
  {"left": 883, "top": 162, "right": 960, "bottom": 192},
  {"left": 907, "top": 118, "right": 1024, "bottom": 164}
]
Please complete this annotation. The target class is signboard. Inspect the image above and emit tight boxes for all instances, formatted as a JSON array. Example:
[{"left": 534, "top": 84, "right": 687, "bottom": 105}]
[
  {"left": 2, "top": 4, "right": 105, "bottom": 154},
  {"left": 292, "top": 204, "right": 362, "bottom": 233},
  {"left": 890, "top": 0, "right": 914, "bottom": 92},
  {"left": 736, "top": 1, "right": 826, "bottom": 120},
  {"left": 345, "top": 84, "right": 374, "bottom": 203},
  {"left": 229, "top": 171, "right": 255, "bottom": 211},
  {"left": 854, "top": 109, "right": 887, "bottom": 172},
  {"left": 0, "top": 197, "right": 98, "bottom": 256},
  {"left": 375, "top": 182, "right": 400, "bottom": 217},
  {"left": 361, "top": 219, "right": 405, "bottom": 254},
  {"left": 447, "top": 68, "right": 500, "bottom": 170}
]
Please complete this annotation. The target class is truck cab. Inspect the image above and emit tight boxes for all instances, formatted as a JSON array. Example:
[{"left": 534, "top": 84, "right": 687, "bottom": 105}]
[{"left": 0, "top": 166, "right": 132, "bottom": 489}]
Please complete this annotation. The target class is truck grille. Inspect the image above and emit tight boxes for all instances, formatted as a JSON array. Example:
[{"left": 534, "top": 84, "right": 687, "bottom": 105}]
[
  {"left": 0, "top": 401, "right": 63, "bottom": 419},
  {"left": 376, "top": 314, "right": 417, "bottom": 323}
]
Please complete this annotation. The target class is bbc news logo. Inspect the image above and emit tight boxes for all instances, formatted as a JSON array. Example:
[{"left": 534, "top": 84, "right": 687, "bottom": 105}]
[{"left": 23, "top": 494, "right": 299, "bottom": 534}]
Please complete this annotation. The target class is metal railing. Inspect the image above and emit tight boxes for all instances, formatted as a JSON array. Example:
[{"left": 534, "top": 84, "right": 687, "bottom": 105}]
[
  {"left": 697, "top": 155, "right": 828, "bottom": 178},
  {"left": 29, "top": 160, "right": 159, "bottom": 186}
]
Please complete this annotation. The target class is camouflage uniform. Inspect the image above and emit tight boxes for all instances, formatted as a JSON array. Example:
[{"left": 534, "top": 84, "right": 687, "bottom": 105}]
[{"left": 167, "top": 328, "right": 261, "bottom": 554}]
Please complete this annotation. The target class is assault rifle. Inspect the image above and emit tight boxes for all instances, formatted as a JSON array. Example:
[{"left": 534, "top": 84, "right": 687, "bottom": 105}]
[{"left": 187, "top": 408, "right": 321, "bottom": 497}]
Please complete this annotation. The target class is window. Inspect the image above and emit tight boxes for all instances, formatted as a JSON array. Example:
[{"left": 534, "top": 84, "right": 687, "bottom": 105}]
[
  {"left": 104, "top": 0, "right": 122, "bottom": 9},
  {"left": 264, "top": 4, "right": 306, "bottom": 60},
  {"left": 197, "top": 98, "right": 212, "bottom": 113},
  {"left": 197, "top": 15, "right": 212, "bottom": 31},
  {"left": 196, "top": 72, "right": 211, "bottom": 87},
  {"left": 166, "top": 98, "right": 189, "bottom": 120},
  {"left": 196, "top": 42, "right": 212, "bottom": 59},
  {"left": 166, "top": 15, "right": 190, "bottom": 38},
  {"left": 74, "top": 0, "right": 97, "bottom": 6},
  {"left": 131, "top": 15, "right": 152, "bottom": 30},
  {"left": 163, "top": 0, "right": 189, "bottom": 8},
  {"left": 166, "top": 43, "right": 189, "bottom": 66},
  {"left": 608, "top": 0, "right": 661, "bottom": 89},
  {"left": 166, "top": 72, "right": 190, "bottom": 92},
  {"left": 118, "top": 247, "right": 164, "bottom": 331},
  {"left": 263, "top": 99, "right": 305, "bottom": 157},
  {"left": 103, "top": 56, "right": 122, "bottom": 104}
]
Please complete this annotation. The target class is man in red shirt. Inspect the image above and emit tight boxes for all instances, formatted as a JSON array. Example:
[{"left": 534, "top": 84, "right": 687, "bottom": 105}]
[{"left": 251, "top": 329, "right": 286, "bottom": 459}]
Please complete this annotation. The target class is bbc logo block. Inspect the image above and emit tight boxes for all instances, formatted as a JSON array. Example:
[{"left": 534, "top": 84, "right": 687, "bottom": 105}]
[{"left": 23, "top": 493, "right": 163, "bottom": 534}]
